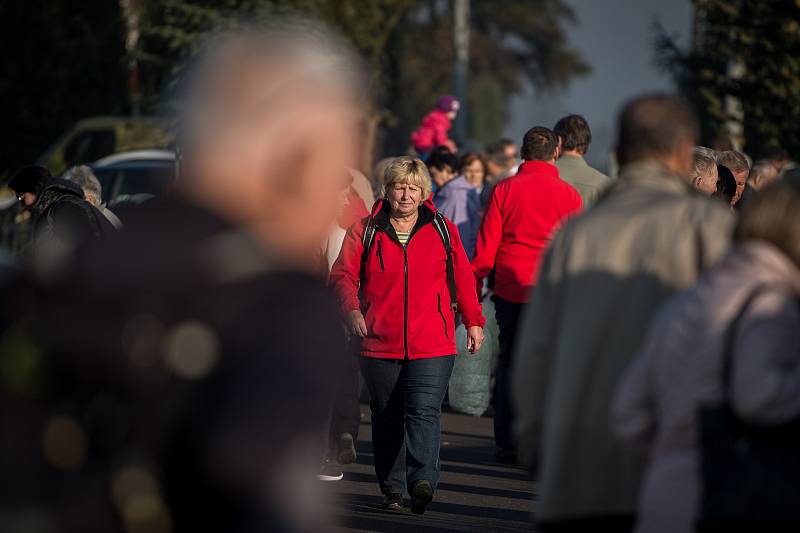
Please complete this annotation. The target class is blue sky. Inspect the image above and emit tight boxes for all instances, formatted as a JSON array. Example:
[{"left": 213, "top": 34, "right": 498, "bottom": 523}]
[{"left": 504, "top": 0, "right": 692, "bottom": 171}]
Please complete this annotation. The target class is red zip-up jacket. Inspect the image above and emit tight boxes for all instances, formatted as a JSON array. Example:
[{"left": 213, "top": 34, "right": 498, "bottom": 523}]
[
  {"left": 472, "top": 160, "right": 582, "bottom": 303},
  {"left": 330, "top": 200, "right": 485, "bottom": 359}
]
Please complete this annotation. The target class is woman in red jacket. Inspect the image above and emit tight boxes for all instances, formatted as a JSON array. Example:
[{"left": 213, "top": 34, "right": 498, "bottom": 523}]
[{"left": 330, "top": 156, "right": 484, "bottom": 514}]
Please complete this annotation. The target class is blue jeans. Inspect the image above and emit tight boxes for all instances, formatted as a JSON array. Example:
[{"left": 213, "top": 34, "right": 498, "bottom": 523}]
[{"left": 359, "top": 355, "right": 455, "bottom": 495}]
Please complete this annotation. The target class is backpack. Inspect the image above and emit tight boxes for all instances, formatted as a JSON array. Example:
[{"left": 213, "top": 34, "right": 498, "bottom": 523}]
[{"left": 359, "top": 210, "right": 458, "bottom": 313}]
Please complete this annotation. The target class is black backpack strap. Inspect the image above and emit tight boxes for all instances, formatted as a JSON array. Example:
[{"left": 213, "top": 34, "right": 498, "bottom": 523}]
[
  {"left": 432, "top": 211, "right": 458, "bottom": 313},
  {"left": 359, "top": 215, "right": 378, "bottom": 284}
]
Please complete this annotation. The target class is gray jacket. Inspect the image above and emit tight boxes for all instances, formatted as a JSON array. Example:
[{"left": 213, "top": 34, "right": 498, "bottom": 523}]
[
  {"left": 613, "top": 242, "right": 800, "bottom": 533},
  {"left": 556, "top": 154, "right": 612, "bottom": 206},
  {"left": 512, "top": 161, "right": 733, "bottom": 523}
]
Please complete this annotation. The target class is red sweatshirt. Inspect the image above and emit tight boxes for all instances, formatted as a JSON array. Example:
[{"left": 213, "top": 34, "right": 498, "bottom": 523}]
[{"left": 472, "top": 160, "right": 582, "bottom": 303}]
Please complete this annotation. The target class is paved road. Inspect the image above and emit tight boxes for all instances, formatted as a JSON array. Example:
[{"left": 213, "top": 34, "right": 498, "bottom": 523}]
[{"left": 327, "top": 406, "right": 536, "bottom": 532}]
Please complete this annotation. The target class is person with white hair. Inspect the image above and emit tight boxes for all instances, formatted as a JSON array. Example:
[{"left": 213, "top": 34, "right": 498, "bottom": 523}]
[{"left": 62, "top": 165, "right": 123, "bottom": 229}]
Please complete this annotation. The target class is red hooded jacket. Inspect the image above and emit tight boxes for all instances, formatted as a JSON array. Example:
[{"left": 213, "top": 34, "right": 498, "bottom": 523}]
[
  {"left": 472, "top": 160, "right": 582, "bottom": 303},
  {"left": 411, "top": 109, "right": 453, "bottom": 153},
  {"left": 330, "top": 200, "right": 485, "bottom": 360}
]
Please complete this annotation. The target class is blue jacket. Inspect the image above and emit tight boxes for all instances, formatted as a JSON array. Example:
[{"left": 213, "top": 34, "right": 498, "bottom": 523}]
[{"left": 433, "top": 175, "right": 481, "bottom": 259}]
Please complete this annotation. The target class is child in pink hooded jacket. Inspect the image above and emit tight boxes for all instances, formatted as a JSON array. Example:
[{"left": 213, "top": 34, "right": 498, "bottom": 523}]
[{"left": 411, "top": 95, "right": 460, "bottom": 156}]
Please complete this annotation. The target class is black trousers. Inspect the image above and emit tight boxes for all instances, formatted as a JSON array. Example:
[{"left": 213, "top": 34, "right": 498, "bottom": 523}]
[
  {"left": 327, "top": 344, "right": 361, "bottom": 457},
  {"left": 492, "top": 295, "right": 524, "bottom": 453}
]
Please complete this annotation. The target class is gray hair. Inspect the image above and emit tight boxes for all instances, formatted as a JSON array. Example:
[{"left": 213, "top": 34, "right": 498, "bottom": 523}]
[
  {"left": 692, "top": 147, "right": 718, "bottom": 181},
  {"left": 63, "top": 165, "right": 102, "bottom": 203},
  {"left": 177, "top": 17, "right": 365, "bottom": 157}
]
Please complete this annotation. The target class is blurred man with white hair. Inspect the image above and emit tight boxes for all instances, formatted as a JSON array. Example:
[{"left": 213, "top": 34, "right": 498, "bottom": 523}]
[{"left": 4, "top": 18, "right": 365, "bottom": 533}]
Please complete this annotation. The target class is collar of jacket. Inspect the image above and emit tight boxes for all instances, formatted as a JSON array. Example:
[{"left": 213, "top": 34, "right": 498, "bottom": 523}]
[
  {"left": 435, "top": 175, "right": 471, "bottom": 196},
  {"left": 32, "top": 178, "right": 85, "bottom": 218},
  {"left": 617, "top": 160, "right": 694, "bottom": 195},
  {"left": 370, "top": 198, "right": 436, "bottom": 235},
  {"left": 516, "top": 160, "right": 559, "bottom": 178},
  {"left": 557, "top": 154, "right": 589, "bottom": 167}
]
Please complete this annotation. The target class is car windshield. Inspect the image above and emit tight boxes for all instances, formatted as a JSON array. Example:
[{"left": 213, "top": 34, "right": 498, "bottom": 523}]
[{"left": 92, "top": 160, "right": 175, "bottom": 204}]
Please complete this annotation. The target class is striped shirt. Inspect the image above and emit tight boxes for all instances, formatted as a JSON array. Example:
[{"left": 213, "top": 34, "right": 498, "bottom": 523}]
[{"left": 396, "top": 231, "right": 410, "bottom": 246}]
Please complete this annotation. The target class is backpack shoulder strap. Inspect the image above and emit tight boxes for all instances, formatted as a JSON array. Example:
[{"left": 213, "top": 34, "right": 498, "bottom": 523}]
[
  {"left": 359, "top": 215, "right": 378, "bottom": 283},
  {"left": 432, "top": 212, "right": 458, "bottom": 313}
]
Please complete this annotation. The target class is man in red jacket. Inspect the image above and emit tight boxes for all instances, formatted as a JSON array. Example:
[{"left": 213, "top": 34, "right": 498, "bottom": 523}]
[{"left": 472, "top": 126, "right": 582, "bottom": 461}]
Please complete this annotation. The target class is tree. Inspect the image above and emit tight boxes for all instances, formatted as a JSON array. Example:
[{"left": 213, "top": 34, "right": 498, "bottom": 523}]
[
  {"left": 0, "top": 0, "right": 129, "bottom": 176},
  {"left": 655, "top": 0, "right": 800, "bottom": 157}
]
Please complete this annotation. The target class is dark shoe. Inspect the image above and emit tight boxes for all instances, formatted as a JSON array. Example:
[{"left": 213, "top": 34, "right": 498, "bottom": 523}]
[
  {"left": 382, "top": 493, "right": 404, "bottom": 510},
  {"left": 410, "top": 480, "right": 433, "bottom": 515},
  {"left": 337, "top": 433, "right": 357, "bottom": 465},
  {"left": 495, "top": 448, "right": 518, "bottom": 464},
  {"left": 316, "top": 460, "right": 343, "bottom": 481}
]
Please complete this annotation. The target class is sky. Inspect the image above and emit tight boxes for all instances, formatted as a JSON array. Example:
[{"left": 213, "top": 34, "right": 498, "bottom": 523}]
[{"left": 504, "top": 0, "right": 692, "bottom": 171}]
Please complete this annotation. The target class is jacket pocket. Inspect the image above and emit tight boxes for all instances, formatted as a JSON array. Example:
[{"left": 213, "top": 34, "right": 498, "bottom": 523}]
[
  {"left": 376, "top": 239, "right": 385, "bottom": 272},
  {"left": 437, "top": 292, "right": 449, "bottom": 339}
]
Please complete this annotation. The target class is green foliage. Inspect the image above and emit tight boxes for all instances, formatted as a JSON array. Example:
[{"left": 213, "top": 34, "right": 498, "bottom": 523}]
[
  {"left": 655, "top": 0, "right": 800, "bottom": 157},
  {"left": 0, "top": 0, "right": 129, "bottom": 176}
]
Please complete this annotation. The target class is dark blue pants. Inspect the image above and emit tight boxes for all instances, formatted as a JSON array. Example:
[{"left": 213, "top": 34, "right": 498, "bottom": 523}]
[
  {"left": 359, "top": 355, "right": 454, "bottom": 496},
  {"left": 492, "top": 295, "right": 523, "bottom": 453}
]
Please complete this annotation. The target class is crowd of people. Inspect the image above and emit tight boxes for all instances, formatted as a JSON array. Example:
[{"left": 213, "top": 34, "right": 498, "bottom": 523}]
[{"left": 1, "top": 17, "right": 799, "bottom": 533}]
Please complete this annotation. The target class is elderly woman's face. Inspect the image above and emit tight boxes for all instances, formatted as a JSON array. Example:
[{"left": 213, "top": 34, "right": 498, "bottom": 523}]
[{"left": 387, "top": 181, "right": 423, "bottom": 217}]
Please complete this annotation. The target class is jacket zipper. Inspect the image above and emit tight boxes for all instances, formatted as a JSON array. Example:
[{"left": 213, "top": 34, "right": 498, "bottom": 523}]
[
  {"left": 403, "top": 246, "right": 408, "bottom": 359},
  {"left": 377, "top": 239, "right": 385, "bottom": 271}
]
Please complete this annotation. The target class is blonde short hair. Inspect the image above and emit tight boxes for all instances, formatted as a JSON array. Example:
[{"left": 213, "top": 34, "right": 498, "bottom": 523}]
[{"left": 381, "top": 156, "right": 432, "bottom": 199}]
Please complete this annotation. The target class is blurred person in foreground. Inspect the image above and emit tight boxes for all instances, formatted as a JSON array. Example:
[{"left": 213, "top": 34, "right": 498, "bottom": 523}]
[
  {"left": 472, "top": 126, "right": 582, "bottom": 463},
  {"left": 329, "top": 157, "right": 485, "bottom": 514},
  {"left": 690, "top": 147, "right": 718, "bottom": 196},
  {"left": 62, "top": 165, "right": 123, "bottom": 229},
  {"left": 0, "top": 19, "right": 363, "bottom": 533},
  {"left": 613, "top": 175, "right": 800, "bottom": 533},
  {"left": 8, "top": 165, "right": 115, "bottom": 255},
  {"left": 512, "top": 94, "right": 733, "bottom": 532},
  {"left": 410, "top": 95, "right": 460, "bottom": 157},
  {"left": 432, "top": 150, "right": 481, "bottom": 259},
  {"left": 553, "top": 114, "right": 612, "bottom": 206}
]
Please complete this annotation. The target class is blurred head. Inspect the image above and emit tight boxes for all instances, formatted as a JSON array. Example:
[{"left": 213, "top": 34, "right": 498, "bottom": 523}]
[
  {"left": 717, "top": 150, "right": 750, "bottom": 203},
  {"left": 8, "top": 165, "right": 51, "bottom": 211},
  {"left": 521, "top": 127, "right": 559, "bottom": 163},
  {"left": 177, "top": 18, "right": 364, "bottom": 265},
  {"left": 485, "top": 139, "right": 517, "bottom": 177},
  {"left": 553, "top": 114, "right": 592, "bottom": 156},
  {"left": 372, "top": 157, "right": 396, "bottom": 196},
  {"left": 691, "top": 147, "right": 718, "bottom": 195},
  {"left": 459, "top": 152, "right": 487, "bottom": 188},
  {"left": 615, "top": 94, "right": 698, "bottom": 178},
  {"left": 437, "top": 95, "right": 460, "bottom": 121},
  {"left": 761, "top": 145, "right": 790, "bottom": 172},
  {"left": 63, "top": 165, "right": 102, "bottom": 207},
  {"left": 382, "top": 156, "right": 431, "bottom": 217},
  {"left": 426, "top": 148, "right": 458, "bottom": 188},
  {"left": 747, "top": 160, "right": 779, "bottom": 191},
  {"left": 735, "top": 174, "right": 800, "bottom": 269}
]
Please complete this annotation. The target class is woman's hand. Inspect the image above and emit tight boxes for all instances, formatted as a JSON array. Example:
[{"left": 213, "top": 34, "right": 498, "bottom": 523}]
[
  {"left": 347, "top": 310, "right": 368, "bottom": 337},
  {"left": 466, "top": 325, "right": 484, "bottom": 354}
]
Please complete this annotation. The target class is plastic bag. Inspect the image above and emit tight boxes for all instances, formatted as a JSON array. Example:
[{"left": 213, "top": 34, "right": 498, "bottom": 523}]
[{"left": 448, "top": 297, "right": 499, "bottom": 416}]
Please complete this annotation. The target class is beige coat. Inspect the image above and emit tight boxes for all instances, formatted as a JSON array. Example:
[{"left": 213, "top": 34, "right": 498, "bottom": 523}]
[
  {"left": 511, "top": 161, "right": 734, "bottom": 523},
  {"left": 613, "top": 242, "right": 800, "bottom": 533},
  {"left": 556, "top": 154, "right": 612, "bottom": 207}
]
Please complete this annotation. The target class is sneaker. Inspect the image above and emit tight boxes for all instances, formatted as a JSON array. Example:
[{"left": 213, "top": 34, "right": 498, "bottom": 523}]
[
  {"left": 316, "top": 460, "right": 343, "bottom": 481},
  {"left": 382, "top": 493, "right": 404, "bottom": 510},
  {"left": 337, "top": 433, "right": 357, "bottom": 465},
  {"left": 410, "top": 480, "right": 433, "bottom": 515}
]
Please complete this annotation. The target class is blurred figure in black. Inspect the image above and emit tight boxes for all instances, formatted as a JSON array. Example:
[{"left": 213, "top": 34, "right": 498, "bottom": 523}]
[
  {"left": 62, "top": 165, "right": 123, "bottom": 229},
  {"left": 0, "top": 18, "right": 364, "bottom": 533}
]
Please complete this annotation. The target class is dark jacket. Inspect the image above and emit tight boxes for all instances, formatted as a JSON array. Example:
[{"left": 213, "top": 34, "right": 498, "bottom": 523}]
[
  {"left": 30, "top": 178, "right": 115, "bottom": 245},
  {"left": 2, "top": 197, "right": 347, "bottom": 533},
  {"left": 330, "top": 199, "right": 485, "bottom": 360}
]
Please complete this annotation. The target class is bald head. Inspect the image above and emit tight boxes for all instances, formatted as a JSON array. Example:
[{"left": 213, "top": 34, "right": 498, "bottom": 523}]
[
  {"left": 176, "top": 18, "right": 365, "bottom": 265},
  {"left": 616, "top": 94, "right": 698, "bottom": 176}
]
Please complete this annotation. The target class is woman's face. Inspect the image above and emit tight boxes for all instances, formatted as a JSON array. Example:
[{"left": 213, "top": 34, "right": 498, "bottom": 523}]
[
  {"left": 463, "top": 160, "right": 485, "bottom": 187},
  {"left": 387, "top": 180, "right": 423, "bottom": 217}
]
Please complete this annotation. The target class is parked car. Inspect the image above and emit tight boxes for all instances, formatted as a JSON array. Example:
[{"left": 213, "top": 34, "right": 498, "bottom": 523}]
[
  {"left": 38, "top": 116, "right": 173, "bottom": 176},
  {"left": 89, "top": 150, "right": 176, "bottom": 220}
]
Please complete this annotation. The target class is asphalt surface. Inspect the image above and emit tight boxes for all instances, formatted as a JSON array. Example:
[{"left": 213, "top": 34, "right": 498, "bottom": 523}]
[{"left": 327, "top": 405, "right": 536, "bottom": 532}]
